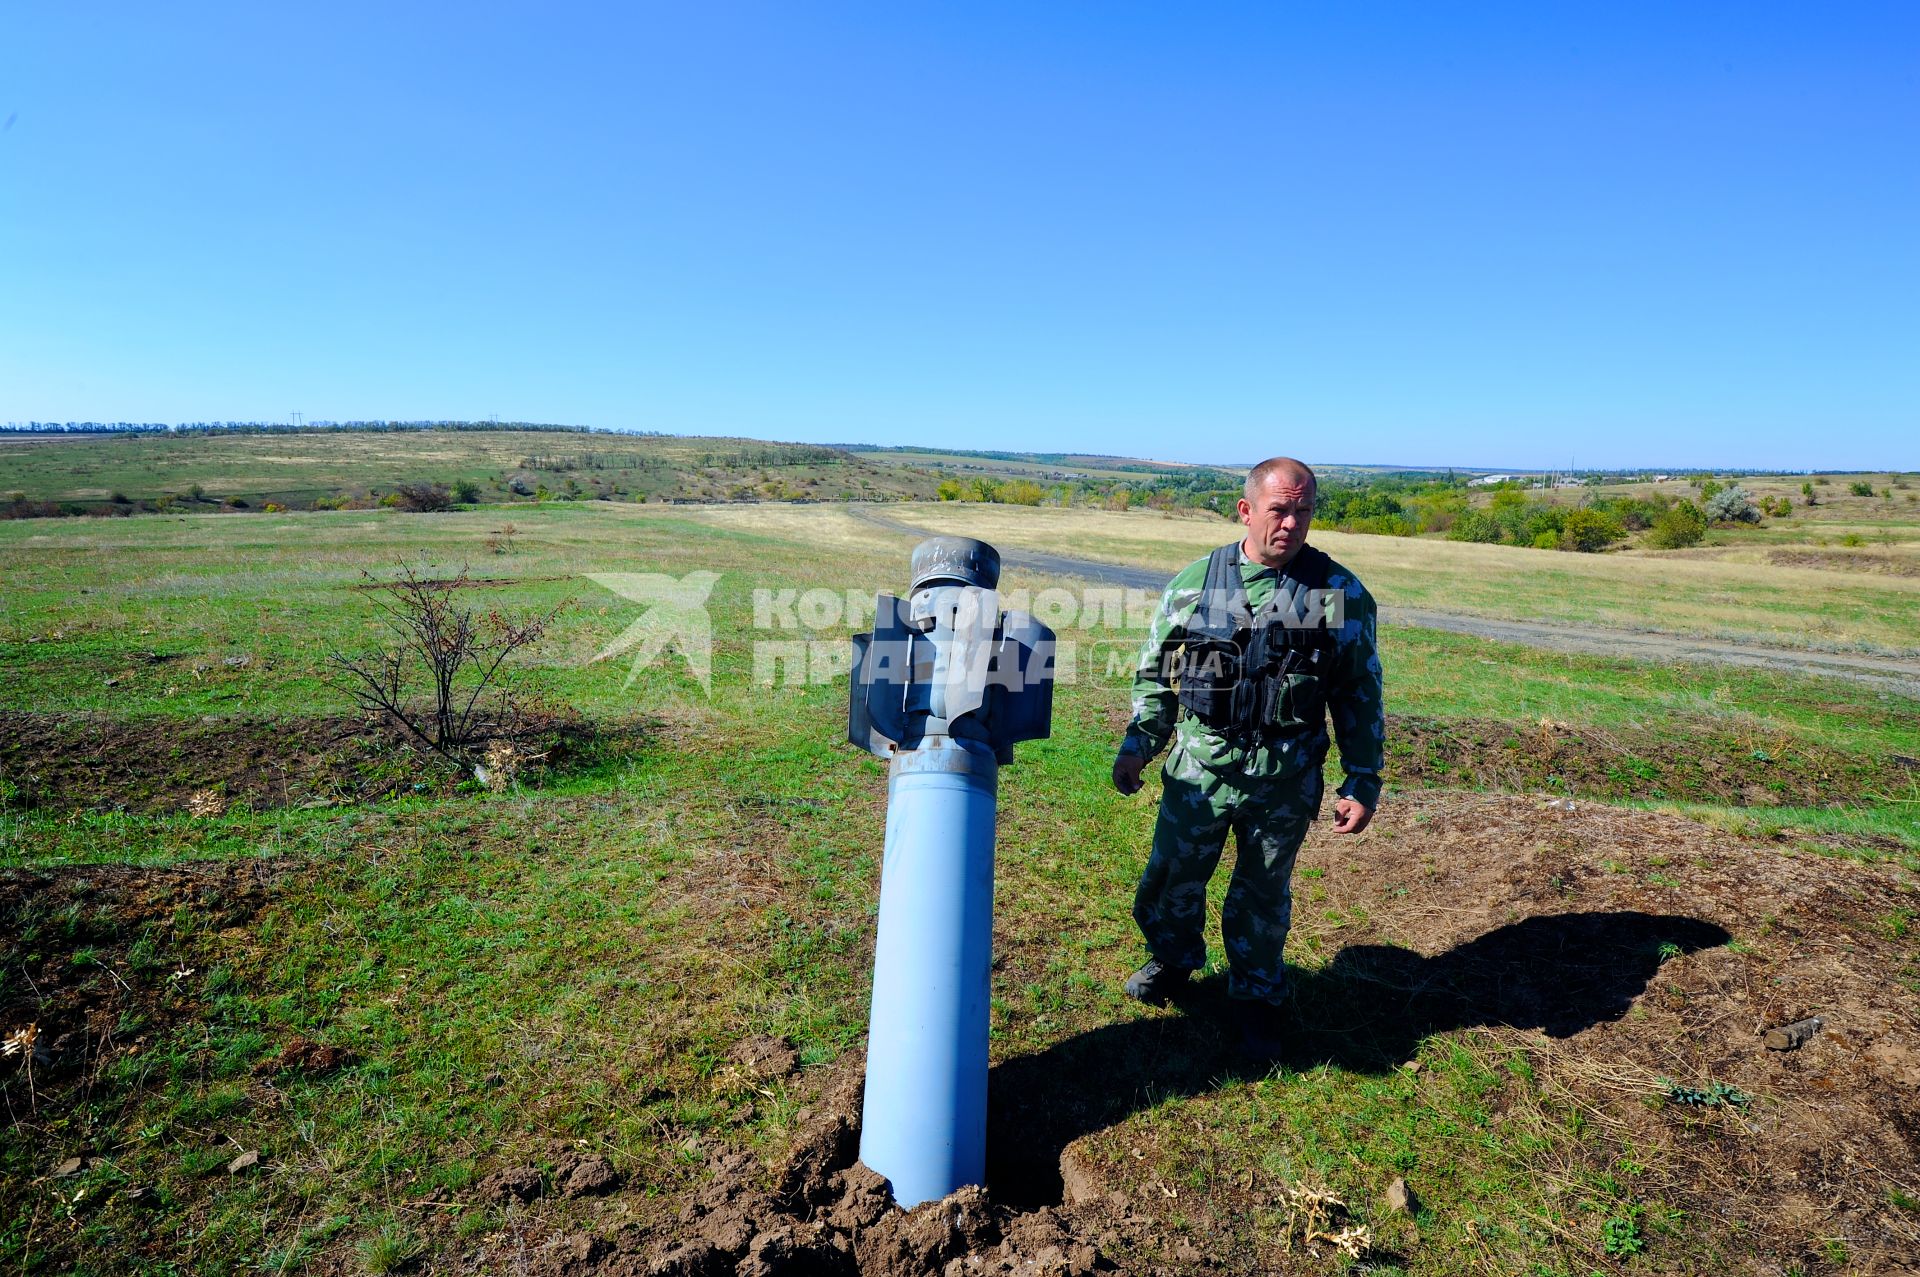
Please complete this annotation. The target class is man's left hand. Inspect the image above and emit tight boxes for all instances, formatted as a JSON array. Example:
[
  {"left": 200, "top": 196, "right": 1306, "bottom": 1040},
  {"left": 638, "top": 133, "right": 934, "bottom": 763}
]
[{"left": 1331, "top": 797, "right": 1373, "bottom": 835}]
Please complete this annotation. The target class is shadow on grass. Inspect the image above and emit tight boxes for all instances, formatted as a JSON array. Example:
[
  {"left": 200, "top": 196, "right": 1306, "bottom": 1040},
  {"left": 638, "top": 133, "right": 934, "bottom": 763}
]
[{"left": 986, "top": 910, "right": 1730, "bottom": 1208}]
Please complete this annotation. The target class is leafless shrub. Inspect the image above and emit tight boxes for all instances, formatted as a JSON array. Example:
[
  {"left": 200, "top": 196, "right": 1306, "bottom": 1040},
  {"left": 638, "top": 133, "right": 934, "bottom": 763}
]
[
  {"left": 393, "top": 481, "right": 454, "bottom": 513},
  {"left": 327, "top": 562, "right": 567, "bottom": 771}
]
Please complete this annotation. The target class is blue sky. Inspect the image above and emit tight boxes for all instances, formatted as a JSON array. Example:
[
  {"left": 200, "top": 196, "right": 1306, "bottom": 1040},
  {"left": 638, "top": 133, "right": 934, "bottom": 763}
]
[{"left": 2, "top": 4, "right": 1914, "bottom": 469}]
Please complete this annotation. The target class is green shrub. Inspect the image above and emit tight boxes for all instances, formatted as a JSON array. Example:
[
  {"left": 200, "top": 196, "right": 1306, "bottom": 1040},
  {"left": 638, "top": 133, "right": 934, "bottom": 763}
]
[
  {"left": 1703, "top": 484, "right": 1759, "bottom": 524},
  {"left": 1559, "top": 508, "right": 1625, "bottom": 552},
  {"left": 1447, "top": 510, "right": 1504, "bottom": 543},
  {"left": 1343, "top": 513, "right": 1416, "bottom": 536},
  {"left": 1646, "top": 502, "right": 1707, "bottom": 549},
  {"left": 1849, "top": 480, "right": 1875, "bottom": 497}
]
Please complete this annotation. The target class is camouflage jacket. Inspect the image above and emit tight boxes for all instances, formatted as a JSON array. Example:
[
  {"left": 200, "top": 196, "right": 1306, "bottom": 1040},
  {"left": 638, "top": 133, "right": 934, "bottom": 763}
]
[{"left": 1118, "top": 540, "right": 1385, "bottom": 809}]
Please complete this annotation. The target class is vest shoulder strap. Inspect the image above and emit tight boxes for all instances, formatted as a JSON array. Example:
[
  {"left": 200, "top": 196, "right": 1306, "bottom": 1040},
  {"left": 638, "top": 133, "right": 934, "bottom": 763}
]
[{"left": 1285, "top": 544, "right": 1335, "bottom": 591}]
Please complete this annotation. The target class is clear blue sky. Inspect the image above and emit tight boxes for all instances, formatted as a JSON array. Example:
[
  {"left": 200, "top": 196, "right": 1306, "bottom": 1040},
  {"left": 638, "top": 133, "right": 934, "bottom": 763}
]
[{"left": 2, "top": 4, "right": 1914, "bottom": 470}]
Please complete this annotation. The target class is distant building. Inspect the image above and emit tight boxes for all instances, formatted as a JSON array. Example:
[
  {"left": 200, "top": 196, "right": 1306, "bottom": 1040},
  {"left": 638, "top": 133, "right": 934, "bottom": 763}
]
[{"left": 1468, "top": 474, "right": 1513, "bottom": 487}]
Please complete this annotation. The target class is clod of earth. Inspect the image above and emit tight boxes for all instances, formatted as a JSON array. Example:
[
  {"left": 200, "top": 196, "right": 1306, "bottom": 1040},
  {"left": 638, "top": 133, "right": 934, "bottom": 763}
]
[
  {"left": 253, "top": 1036, "right": 354, "bottom": 1076},
  {"left": 557, "top": 1153, "right": 621, "bottom": 1199},
  {"left": 729, "top": 1034, "right": 802, "bottom": 1079},
  {"left": 1385, "top": 1176, "right": 1418, "bottom": 1215},
  {"left": 620, "top": 1064, "right": 1121, "bottom": 1277},
  {"left": 478, "top": 1165, "right": 545, "bottom": 1204}
]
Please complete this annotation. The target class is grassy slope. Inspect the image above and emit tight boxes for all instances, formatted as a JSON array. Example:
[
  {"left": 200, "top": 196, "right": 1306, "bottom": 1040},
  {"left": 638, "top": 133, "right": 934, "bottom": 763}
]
[
  {"left": 2, "top": 503, "right": 1918, "bottom": 1273},
  {"left": 0, "top": 430, "right": 945, "bottom": 508}
]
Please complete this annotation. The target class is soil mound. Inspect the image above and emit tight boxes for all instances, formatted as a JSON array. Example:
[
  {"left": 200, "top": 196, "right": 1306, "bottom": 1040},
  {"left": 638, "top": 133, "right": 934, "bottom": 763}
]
[
  {"left": 486, "top": 1066, "right": 1145, "bottom": 1277},
  {"left": 1387, "top": 713, "right": 1912, "bottom": 809}
]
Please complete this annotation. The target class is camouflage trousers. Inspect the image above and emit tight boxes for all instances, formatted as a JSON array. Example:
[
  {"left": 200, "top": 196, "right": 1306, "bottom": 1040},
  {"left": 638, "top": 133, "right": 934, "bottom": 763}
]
[{"left": 1132, "top": 750, "right": 1323, "bottom": 1005}]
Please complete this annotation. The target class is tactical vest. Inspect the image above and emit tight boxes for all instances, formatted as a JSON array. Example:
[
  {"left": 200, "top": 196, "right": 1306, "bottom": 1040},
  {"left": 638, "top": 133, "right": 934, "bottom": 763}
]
[{"left": 1174, "top": 540, "right": 1340, "bottom": 739}]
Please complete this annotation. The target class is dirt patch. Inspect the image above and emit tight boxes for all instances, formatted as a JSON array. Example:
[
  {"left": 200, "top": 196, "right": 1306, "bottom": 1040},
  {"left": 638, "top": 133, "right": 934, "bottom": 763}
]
[
  {"left": 1768, "top": 549, "right": 1920, "bottom": 578},
  {"left": 458, "top": 1065, "right": 1143, "bottom": 1277},
  {"left": 0, "top": 859, "right": 286, "bottom": 1131},
  {"left": 1388, "top": 713, "right": 1917, "bottom": 810},
  {"left": 0, "top": 712, "right": 651, "bottom": 814},
  {"left": 347, "top": 574, "right": 571, "bottom": 590},
  {"left": 251, "top": 1036, "right": 355, "bottom": 1076}
]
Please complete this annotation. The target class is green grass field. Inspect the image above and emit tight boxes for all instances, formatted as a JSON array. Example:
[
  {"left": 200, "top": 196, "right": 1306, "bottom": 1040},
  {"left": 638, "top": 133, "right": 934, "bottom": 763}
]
[
  {"left": 0, "top": 430, "right": 944, "bottom": 509},
  {"left": 2, "top": 499, "right": 1917, "bottom": 1274}
]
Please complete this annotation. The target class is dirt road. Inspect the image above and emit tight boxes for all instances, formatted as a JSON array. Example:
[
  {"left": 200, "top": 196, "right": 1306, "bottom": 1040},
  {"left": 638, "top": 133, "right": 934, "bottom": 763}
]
[{"left": 847, "top": 508, "right": 1920, "bottom": 695}]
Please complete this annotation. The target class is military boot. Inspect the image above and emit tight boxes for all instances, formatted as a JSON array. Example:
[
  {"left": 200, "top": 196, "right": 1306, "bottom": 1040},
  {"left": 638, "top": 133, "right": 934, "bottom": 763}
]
[{"left": 1123, "top": 958, "right": 1190, "bottom": 1005}]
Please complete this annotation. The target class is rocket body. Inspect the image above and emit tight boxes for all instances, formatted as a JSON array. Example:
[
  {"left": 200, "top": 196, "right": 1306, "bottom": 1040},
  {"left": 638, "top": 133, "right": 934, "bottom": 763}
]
[{"left": 859, "top": 741, "right": 998, "bottom": 1207}]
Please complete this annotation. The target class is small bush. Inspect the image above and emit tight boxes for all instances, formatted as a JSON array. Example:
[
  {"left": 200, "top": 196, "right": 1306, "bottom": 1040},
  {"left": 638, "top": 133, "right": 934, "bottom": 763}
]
[
  {"left": 1558, "top": 508, "right": 1624, "bottom": 552},
  {"left": 1849, "top": 480, "right": 1875, "bottom": 497},
  {"left": 393, "top": 481, "right": 453, "bottom": 513},
  {"left": 452, "top": 479, "right": 481, "bottom": 504},
  {"left": 1646, "top": 502, "right": 1707, "bottom": 549},
  {"left": 1703, "top": 484, "right": 1759, "bottom": 524}
]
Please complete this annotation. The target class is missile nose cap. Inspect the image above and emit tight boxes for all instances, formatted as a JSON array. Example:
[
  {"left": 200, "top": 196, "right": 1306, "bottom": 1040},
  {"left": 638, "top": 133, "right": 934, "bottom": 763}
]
[{"left": 910, "top": 536, "right": 1000, "bottom": 591}]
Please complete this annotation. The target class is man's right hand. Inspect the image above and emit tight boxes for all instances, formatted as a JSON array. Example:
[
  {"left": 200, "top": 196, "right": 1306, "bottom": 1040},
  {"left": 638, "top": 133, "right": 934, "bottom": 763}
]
[{"left": 1112, "top": 753, "right": 1146, "bottom": 795}]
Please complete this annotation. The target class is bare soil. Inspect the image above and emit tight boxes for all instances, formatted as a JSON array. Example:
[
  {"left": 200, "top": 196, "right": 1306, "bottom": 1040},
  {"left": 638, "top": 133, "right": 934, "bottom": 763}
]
[
  {"left": 0, "top": 858, "right": 286, "bottom": 1115},
  {"left": 1388, "top": 713, "right": 1917, "bottom": 812},
  {"left": 1768, "top": 550, "right": 1920, "bottom": 579},
  {"left": 0, "top": 712, "right": 649, "bottom": 814}
]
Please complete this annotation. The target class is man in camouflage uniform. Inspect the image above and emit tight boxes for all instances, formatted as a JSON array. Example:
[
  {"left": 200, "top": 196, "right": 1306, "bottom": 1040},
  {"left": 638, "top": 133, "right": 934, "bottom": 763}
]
[{"left": 1111, "top": 457, "right": 1384, "bottom": 1056}]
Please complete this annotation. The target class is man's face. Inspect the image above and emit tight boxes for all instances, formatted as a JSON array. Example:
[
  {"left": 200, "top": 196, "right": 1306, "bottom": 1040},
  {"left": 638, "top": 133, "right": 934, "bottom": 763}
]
[{"left": 1237, "top": 473, "right": 1315, "bottom": 568}]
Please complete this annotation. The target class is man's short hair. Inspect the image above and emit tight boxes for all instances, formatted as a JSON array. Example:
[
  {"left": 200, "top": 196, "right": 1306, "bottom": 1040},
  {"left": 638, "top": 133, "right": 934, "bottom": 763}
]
[{"left": 1244, "top": 457, "right": 1317, "bottom": 502}]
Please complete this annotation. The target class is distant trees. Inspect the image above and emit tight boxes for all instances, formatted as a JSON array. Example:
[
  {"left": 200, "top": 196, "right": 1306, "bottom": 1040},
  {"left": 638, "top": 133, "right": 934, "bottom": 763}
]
[{"left": 1446, "top": 490, "right": 1626, "bottom": 552}]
